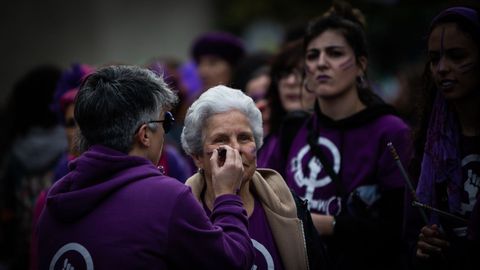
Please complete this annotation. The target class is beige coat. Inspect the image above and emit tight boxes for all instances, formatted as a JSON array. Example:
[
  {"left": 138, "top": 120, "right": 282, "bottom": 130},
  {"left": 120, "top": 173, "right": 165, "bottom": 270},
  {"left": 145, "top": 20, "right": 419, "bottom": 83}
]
[{"left": 185, "top": 168, "right": 309, "bottom": 270}]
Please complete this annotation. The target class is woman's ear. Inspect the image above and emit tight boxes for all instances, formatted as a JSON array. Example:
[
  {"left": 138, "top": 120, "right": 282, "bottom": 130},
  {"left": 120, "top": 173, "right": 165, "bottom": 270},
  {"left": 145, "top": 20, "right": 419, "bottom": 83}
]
[
  {"left": 191, "top": 154, "right": 204, "bottom": 171},
  {"left": 135, "top": 124, "right": 151, "bottom": 147},
  {"left": 357, "top": 56, "right": 368, "bottom": 75}
]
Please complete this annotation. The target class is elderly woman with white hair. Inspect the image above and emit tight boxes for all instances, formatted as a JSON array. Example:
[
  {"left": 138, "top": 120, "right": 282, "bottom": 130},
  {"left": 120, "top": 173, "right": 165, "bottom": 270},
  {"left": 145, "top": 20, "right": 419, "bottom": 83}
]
[{"left": 181, "top": 85, "right": 325, "bottom": 270}]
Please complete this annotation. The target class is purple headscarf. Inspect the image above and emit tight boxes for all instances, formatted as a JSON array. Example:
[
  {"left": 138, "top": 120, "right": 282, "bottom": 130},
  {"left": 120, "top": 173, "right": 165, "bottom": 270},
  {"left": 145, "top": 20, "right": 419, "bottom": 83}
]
[
  {"left": 430, "top": 6, "right": 480, "bottom": 35},
  {"left": 416, "top": 92, "right": 462, "bottom": 215}
]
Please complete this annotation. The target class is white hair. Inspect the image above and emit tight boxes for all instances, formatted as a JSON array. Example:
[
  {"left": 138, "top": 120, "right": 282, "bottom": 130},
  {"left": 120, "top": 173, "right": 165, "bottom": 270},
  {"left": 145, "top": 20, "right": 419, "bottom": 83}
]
[{"left": 181, "top": 85, "right": 263, "bottom": 156}]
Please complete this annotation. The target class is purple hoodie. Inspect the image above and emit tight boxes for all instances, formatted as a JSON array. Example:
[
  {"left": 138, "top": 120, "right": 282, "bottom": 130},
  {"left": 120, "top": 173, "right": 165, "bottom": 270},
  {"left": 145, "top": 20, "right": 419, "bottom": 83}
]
[
  {"left": 276, "top": 105, "right": 412, "bottom": 269},
  {"left": 36, "top": 145, "right": 254, "bottom": 269},
  {"left": 285, "top": 110, "right": 410, "bottom": 215}
]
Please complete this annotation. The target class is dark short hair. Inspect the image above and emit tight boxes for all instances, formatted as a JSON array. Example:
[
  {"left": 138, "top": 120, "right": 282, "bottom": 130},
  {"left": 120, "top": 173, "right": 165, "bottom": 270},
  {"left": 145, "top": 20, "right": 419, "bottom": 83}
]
[{"left": 74, "top": 65, "right": 178, "bottom": 153}]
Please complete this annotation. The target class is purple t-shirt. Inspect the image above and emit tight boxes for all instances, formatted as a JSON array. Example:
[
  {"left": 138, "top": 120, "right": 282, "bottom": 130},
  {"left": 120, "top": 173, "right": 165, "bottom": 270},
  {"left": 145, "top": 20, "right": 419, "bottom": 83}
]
[
  {"left": 257, "top": 133, "right": 282, "bottom": 172},
  {"left": 204, "top": 198, "right": 284, "bottom": 270},
  {"left": 285, "top": 113, "right": 410, "bottom": 215}
]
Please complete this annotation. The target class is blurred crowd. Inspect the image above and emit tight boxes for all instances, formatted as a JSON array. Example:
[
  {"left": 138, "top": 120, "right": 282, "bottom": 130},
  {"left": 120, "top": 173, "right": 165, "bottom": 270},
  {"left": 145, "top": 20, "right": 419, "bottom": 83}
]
[{"left": 0, "top": 0, "right": 479, "bottom": 269}]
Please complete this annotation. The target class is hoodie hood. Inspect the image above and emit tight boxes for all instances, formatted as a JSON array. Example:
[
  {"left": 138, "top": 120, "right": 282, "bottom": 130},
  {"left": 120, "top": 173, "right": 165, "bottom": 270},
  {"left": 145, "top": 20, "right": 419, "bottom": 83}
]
[
  {"left": 316, "top": 101, "right": 398, "bottom": 130},
  {"left": 46, "top": 145, "right": 163, "bottom": 223}
]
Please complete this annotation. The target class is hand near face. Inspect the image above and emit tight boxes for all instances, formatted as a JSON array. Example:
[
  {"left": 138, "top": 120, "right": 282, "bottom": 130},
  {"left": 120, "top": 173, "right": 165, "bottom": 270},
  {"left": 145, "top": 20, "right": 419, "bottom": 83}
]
[
  {"left": 416, "top": 224, "right": 450, "bottom": 259},
  {"left": 210, "top": 145, "right": 244, "bottom": 197}
]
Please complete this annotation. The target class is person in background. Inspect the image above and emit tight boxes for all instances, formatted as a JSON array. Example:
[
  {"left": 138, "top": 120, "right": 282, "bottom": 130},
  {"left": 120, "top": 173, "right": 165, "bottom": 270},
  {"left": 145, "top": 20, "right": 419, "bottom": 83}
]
[
  {"left": 36, "top": 65, "right": 254, "bottom": 269},
  {"left": 50, "top": 63, "right": 95, "bottom": 181},
  {"left": 273, "top": 1, "right": 412, "bottom": 269},
  {"left": 231, "top": 51, "right": 273, "bottom": 136},
  {"left": 191, "top": 31, "right": 245, "bottom": 91},
  {"left": 181, "top": 85, "right": 326, "bottom": 270},
  {"left": 231, "top": 51, "right": 272, "bottom": 102},
  {"left": 30, "top": 63, "right": 94, "bottom": 269},
  {"left": 406, "top": 5, "right": 480, "bottom": 270},
  {"left": 146, "top": 59, "right": 195, "bottom": 182},
  {"left": 257, "top": 39, "right": 315, "bottom": 170},
  {"left": 0, "top": 65, "right": 64, "bottom": 270}
]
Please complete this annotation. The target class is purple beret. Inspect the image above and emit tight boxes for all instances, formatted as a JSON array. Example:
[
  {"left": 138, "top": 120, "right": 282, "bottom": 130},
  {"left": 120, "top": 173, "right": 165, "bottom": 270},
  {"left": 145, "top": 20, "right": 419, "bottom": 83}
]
[
  {"left": 51, "top": 63, "right": 95, "bottom": 123},
  {"left": 191, "top": 31, "right": 245, "bottom": 67},
  {"left": 59, "top": 88, "right": 79, "bottom": 113}
]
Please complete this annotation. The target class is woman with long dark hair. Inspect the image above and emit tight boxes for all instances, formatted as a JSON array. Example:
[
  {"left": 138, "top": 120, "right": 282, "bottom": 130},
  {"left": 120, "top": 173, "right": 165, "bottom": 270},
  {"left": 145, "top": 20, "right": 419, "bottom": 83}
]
[
  {"left": 275, "top": 1, "right": 411, "bottom": 269},
  {"left": 407, "top": 5, "right": 480, "bottom": 270}
]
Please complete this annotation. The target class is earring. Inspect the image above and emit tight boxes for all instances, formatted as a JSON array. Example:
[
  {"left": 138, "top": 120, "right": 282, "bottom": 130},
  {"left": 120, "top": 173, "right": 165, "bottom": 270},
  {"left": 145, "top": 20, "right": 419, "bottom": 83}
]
[
  {"left": 197, "top": 168, "right": 204, "bottom": 175},
  {"left": 357, "top": 75, "right": 369, "bottom": 89},
  {"left": 157, "top": 165, "right": 165, "bottom": 175}
]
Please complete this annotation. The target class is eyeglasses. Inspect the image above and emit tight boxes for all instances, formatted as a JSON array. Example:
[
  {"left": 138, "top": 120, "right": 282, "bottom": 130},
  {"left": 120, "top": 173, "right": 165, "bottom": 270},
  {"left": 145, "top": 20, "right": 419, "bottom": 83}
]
[
  {"left": 135, "top": 111, "right": 175, "bottom": 134},
  {"left": 149, "top": 111, "right": 175, "bottom": 133}
]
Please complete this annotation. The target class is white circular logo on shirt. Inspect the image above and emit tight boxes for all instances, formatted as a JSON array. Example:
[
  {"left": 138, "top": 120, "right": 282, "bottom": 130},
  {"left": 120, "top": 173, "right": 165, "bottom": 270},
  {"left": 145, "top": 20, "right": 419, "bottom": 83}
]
[
  {"left": 291, "top": 136, "right": 340, "bottom": 189},
  {"left": 290, "top": 136, "right": 342, "bottom": 214},
  {"left": 49, "top": 242, "right": 94, "bottom": 270},
  {"left": 460, "top": 154, "right": 480, "bottom": 215}
]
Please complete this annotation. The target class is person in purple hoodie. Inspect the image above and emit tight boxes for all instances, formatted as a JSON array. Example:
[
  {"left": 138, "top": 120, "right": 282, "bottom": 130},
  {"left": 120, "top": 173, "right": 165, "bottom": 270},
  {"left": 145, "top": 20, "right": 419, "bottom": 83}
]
[
  {"left": 35, "top": 65, "right": 255, "bottom": 269},
  {"left": 261, "top": 1, "right": 411, "bottom": 270},
  {"left": 405, "top": 5, "right": 480, "bottom": 270}
]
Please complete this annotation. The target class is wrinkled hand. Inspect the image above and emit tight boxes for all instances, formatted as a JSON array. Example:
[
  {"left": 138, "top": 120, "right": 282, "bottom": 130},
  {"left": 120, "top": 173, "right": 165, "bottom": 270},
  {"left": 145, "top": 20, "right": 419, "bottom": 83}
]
[
  {"left": 416, "top": 224, "right": 450, "bottom": 259},
  {"left": 210, "top": 145, "right": 244, "bottom": 197}
]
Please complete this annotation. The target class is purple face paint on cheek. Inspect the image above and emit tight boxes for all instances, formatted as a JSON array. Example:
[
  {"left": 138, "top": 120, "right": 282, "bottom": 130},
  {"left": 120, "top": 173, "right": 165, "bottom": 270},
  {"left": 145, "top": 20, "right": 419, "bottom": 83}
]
[
  {"left": 437, "top": 27, "right": 446, "bottom": 72},
  {"left": 440, "top": 27, "right": 445, "bottom": 54},
  {"left": 458, "top": 62, "right": 477, "bottom": 74},
  {"left": 244, "top": 145, "right": 256, "bottom": 158},
  {"left": 339, "top": 57, "right": 355, "bottom": 70}
]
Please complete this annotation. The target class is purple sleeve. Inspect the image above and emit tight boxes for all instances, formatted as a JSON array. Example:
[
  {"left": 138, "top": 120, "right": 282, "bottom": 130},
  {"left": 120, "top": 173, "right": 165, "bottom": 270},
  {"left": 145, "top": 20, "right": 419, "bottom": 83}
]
[{"left": 166, "top": 191, "right": 254, "bottom": 269}]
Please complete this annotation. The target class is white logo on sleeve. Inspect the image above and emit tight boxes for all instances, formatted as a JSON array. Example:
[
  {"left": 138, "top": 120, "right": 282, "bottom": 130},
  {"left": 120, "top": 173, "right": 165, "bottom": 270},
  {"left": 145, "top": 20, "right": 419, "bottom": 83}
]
[
  {"left": 49, "top": 243, "right": 94, "bottom": 270},
  {"left": 460, "top": 154, "right": 480, "bottom": 215}
]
